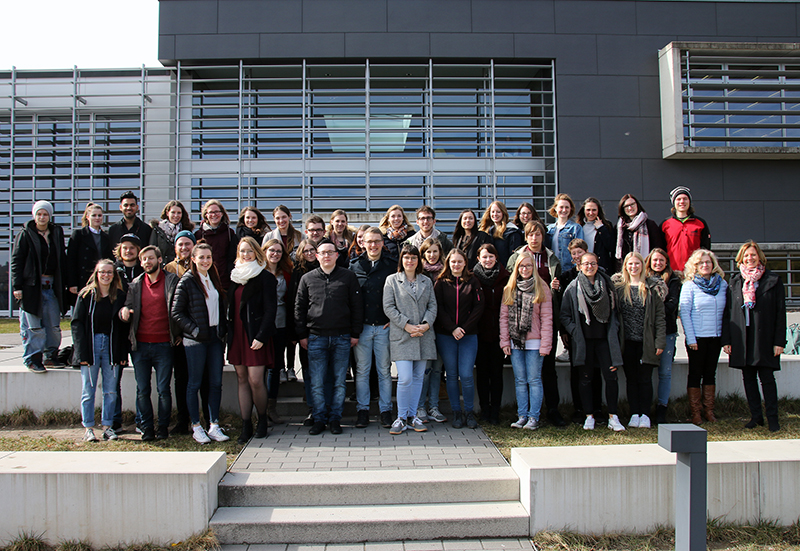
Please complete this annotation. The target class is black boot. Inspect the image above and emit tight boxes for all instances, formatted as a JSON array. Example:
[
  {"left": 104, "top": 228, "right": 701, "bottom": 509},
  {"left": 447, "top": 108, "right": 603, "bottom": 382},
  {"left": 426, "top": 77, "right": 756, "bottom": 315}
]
[
  {"left": 254, "top": 414, "right": 269, "bottom": 438},
  {"left": 656, "top": 404, "right": 668, "bottom": 425},
  {"left": 238, "top": 419, "right": 253, "bottom": 444},
  {"left": 761, "top": 370, "right": 779, "bottom": 433}
]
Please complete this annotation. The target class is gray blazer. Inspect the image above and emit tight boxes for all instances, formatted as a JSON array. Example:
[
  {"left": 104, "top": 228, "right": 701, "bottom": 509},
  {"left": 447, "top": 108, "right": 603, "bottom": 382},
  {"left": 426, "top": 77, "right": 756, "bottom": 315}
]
[{"left": 383, "top": 272, "right": 438, "bottom": 361}]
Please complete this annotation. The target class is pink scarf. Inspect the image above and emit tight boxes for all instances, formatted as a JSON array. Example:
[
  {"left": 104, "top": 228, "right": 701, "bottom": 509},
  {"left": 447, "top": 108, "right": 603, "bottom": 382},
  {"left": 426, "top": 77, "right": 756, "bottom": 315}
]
[
  {"left": 739, "top": 264, "right": 765, "bottom": 309},
  {"left": 616, "top": 212, "right": 650, "bottom": 260}
]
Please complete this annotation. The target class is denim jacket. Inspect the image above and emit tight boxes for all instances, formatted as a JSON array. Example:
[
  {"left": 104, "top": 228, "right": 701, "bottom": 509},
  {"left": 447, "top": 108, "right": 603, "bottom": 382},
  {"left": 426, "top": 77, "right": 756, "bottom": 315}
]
[{"left": 546, "top": 220, "right": 583, "bottom": 271}]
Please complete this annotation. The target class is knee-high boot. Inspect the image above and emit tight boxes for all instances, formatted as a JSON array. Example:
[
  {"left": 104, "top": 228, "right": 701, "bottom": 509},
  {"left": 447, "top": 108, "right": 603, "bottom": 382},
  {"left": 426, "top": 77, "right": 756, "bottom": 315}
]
[
  {"left": 687, "top": 387, "right": 703, "bottom": 425},
  {"left": 702, "top": 385, "right": 717, "bottom": 423}
]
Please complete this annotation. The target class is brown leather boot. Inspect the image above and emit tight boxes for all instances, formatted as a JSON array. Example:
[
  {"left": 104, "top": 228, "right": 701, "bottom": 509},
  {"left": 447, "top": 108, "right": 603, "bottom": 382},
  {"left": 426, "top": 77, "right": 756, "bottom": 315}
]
[
  {"left": 267, "top": 398, "right": 285, "bottom": 425},
  {"left": 687, "top": 387, "right": 703, "bottom": 425},
  {"left": 702, "top": 385, "right": 717, "bottom": 422}
]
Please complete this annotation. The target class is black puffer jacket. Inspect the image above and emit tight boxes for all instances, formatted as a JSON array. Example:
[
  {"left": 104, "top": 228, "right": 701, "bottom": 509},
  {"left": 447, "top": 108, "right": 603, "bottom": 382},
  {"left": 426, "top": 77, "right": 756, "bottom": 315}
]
[
  {"left": 71, "top": 289, "right": 129, "bottom": 365},
  {"left": 227, "top": 270, "right": 278, "bottom": 345},
  {"left": 172, "top": 271, "right": 227, "bottom": 342}
]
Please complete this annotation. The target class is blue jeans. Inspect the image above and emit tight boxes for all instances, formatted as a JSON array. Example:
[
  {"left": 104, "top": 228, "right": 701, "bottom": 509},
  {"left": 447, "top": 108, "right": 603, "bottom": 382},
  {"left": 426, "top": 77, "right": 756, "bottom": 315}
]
[
  {"left": 437, "top": 333, "right": 478, "bottom": 413},
  {"left": 419, "top": 355, "right": 443, "bottom": 410},
  {"left": 183, "top": 333, "right": 224, "bottom": 425},
  {"left": 307, "top": 334, "right": 350, "bottom": 423},
  {"left": 19, "top": 285, "right": 61, "bottom": 366},
  {"left": 131, "top": 342, "right": 173, "bottom": 430},
  {"left": 353, "top": 324, "right": 392, "bottom": 413},
  {"left": 80, "top": 333, "right": 118, "bottom": 427},
  {"left": 395, "top": 360, "right": 426, "bottom": 418},
  {"left": 510, "top": 348, "right": 544, "bottom": 420},
  {"left": 658, "top": 333, "right": 677, "bottom": 406}
]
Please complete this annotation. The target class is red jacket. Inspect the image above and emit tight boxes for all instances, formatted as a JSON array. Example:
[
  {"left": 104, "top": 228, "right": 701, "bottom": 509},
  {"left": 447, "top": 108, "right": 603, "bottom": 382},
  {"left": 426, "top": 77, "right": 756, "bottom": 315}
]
[{"left": 660, "top": 215, "right": 710, "bottom": 271}]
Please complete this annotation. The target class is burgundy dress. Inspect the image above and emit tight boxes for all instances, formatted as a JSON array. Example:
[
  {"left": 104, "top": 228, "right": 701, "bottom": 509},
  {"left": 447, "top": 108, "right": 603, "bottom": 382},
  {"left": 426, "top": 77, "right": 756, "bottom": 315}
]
[{"left": 228, "top": 285, "right": 274, "bottom": 367}]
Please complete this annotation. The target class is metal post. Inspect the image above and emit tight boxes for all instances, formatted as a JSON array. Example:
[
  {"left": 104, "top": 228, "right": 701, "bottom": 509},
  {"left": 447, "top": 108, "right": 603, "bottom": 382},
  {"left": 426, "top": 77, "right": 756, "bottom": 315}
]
[{"left": 658, "top": 424, "right": 707, "bottom": 551}]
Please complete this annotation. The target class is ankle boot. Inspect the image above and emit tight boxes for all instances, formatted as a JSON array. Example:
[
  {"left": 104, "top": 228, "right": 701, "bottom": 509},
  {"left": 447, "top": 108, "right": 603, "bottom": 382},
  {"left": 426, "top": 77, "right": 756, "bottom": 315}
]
[
  {"left": 267, "top": 398, "right": 285, "bottom": 425},
  {"left": 254, "top": 413, "right": 269, "bottom": 438},
  {"left": 238, "top": 419, "right": 253, "bottom": 444},
  {"left": 687, "top": 388, "right": 703, "bottom": 425},
  {"left": 702, "top": 385, "right": 717, "bottom": 422},
  {"left": 656, "top": 404, "right": 668, "bottom": 425}
]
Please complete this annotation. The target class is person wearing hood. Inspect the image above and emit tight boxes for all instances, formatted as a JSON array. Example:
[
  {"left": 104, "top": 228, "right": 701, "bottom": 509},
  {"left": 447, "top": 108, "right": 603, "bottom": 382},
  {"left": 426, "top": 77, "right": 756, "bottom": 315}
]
[
  {"left": 195, "top": 199, "right": 239, "bottom": 290},
  {"left": 12, "top": 200, "right": 68, "bottom": 372},
  {"left": 660, "top": 186, "right": 711, "bottom": 272}
]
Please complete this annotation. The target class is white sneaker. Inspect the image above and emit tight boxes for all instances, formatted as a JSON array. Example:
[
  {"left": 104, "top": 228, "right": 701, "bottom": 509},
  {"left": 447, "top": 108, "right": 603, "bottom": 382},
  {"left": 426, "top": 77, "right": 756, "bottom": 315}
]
[
  {"left": 638, "top": 414, "right": 651, "bottom": 429},
  {"left": 287, "top": 369, "right": 297, "bottom": 381},
  {"left": 410, "top": 417, "right": 427, "bottom": 432},
  {"left": 83, "top": 428, "right": 98, "bottom": 442},
  {"left": 510, "top": 416, "right": 527, "bottom": 429},
  {"left": 416, "top": 408, "right": 429, "bottom": 423},
  {"left": 192, "top": 425, "right": 211, "bottom": 444},
  {"left": 102, "top": 427, "right": 118, "bottom": 441},
  {"left": 207, "top": 423, "right": 230, "bottom": 442},
  {"left": 583, "top": 416, "right": 595, "bottom": 430},
  {"left": 523, "top": 418, "right": 539, "bottom": 430},
  {"left": 556, "top": 350, "right": 570, "bottom": 363},
  {"left": 628, "top": 414, "right": 640, "bottom": 428},
  {"left": 608, "top": 414, "right": 626, "bottom": 432}
]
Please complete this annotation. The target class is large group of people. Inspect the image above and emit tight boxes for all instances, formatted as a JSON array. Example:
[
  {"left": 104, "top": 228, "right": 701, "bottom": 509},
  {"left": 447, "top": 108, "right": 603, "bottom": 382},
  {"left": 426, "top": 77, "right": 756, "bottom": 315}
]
[{"left": 9, "top": 185, "right": 787, "bottom": 444}]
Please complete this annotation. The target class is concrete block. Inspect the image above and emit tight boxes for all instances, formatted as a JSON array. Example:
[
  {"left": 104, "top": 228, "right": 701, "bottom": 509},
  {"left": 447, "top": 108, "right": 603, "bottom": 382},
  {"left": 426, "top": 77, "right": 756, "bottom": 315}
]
[{"left": 0, "top": 451, "right": 227, "bottom": 547}]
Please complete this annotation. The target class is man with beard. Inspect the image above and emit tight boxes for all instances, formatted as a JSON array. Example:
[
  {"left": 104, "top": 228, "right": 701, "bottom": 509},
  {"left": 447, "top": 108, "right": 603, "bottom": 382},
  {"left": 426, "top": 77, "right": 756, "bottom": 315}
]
[
  {"left": 119, "top": 246, "right": 179, "bottom": 441},
  {"left": 108, "top": 191, "right": 152, "bottom": 247}
]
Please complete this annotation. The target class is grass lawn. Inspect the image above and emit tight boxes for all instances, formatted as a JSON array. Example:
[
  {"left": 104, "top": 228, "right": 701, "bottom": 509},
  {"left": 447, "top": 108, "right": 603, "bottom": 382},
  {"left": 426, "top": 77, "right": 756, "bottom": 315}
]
[{"left": 0, "top": 317, "right": 71, "bottom": 334}]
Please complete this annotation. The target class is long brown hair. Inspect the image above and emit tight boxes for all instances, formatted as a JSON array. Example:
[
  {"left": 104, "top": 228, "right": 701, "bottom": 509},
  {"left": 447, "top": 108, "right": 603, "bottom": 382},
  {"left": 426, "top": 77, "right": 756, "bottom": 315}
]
[
  {"left": 237, "top": 206, "right": 270, "bottom": 235},
  {"left": 160, "top": 200, "right": 195, "bottom": 231},
  {"left": 273, "top": 204, "right": 303, "bottom": 251},
  {"left": 190, "top": 243, "right": 223, "bottom": 298},
  {"left": 79, "top": 259, "right": 123, "bottom": 302},
  {"left": 263, "top": 238, "right": 294, "bottom": 275},
  {"left": 644, "top": 248, "right": 676, "bottom": 284},
  {"left": 326, "top": 209, "right": 355, "bottom": 243},
  {"left": 437, "top": 248, "right": 472, "bottom": 285}
]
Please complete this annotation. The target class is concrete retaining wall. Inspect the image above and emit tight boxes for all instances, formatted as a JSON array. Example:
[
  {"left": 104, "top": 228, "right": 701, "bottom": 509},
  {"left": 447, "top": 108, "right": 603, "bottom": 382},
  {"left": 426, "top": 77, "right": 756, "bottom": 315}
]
[
  {"left": 0, "top": 451, "right": 226, "bottom": 547},
  {"left": 511, "top": 440, "right": 800, "bottom": 535}
]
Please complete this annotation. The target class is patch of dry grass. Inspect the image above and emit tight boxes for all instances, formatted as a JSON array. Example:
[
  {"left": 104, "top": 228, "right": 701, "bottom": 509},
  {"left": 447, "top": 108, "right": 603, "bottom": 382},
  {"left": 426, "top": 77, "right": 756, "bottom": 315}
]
[{"left": 0, "top": 530, "right": 219, "bottom": 551}]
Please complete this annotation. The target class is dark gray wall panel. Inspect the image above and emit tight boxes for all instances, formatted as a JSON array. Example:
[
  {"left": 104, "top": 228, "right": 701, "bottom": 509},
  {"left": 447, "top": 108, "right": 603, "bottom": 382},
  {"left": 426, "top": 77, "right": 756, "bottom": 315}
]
[
  {"left": 554, "top": 0, "right": 636, "bottom": 35},
  {"left": 597, "top": 35, "right": 673, "bottom": 77},
  {"left": 709, "top": 201, "right": 764, "bottom": 243},
  {"left": 557, "top": 75, "right": 639, "bottom": 117},
  {"left": 640, "top": 159, "right": 724, "bottom": 204},
  {"left": 721, "top": 161, "right": 800, "bottom": 201},
  {"left": 558, "top": 159, "right": 642, "bottom": 202},
  {"left": 635, "top": 1, "right": 717, "bottom": 36},
  {"left": 345, "top": 33, "right": 430, "bottom": 58},
  {"left": 514, "top": 33, "right": 557, "bottom": 58},
  {"left": 387, "top": 0, "right": 472, "bottom": 32},
  {"left": 557, "top": 116, "right": 600, "bottom": 159},
  {"left": 430, "top": 33, "right": 515, "bottom": 58},
  {"left": 159, "top": 35, "right": 176, "bottom": 62},
  {"left": 175, "top": 33, "right": 259, "bottom": 59},
  {"left": 472, "top": 0, "right": 555, "bottom": 33},
  {"left": 304, "top": 0, "right": 387, "bottom": 33},
  {"left": 160, "top": 0, "right": 218, "bottom": 34},
  {"left": 638, "top": 76, "right": 660, "bottom": 118},
  {"left": 599, "top": 117, "right": 662, "bottom": 160},
  {"left": 260, "top": 33, "right": 345, "bottom": 58},
  {"left": 218, "top": 0, "right": 301, "bottom": 33},
  {"left": 716, "top": 3, "right": 796, "bottom": 38}
]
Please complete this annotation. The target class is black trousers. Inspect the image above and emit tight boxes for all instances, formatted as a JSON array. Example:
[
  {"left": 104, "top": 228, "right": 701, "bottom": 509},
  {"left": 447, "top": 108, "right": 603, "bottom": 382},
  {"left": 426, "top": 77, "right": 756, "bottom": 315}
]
[
  {"left": 686, "top": 336, "right": 721, "bottom": 388},
  {"left": 742, "top": 366, "right": 779, "bottom": 421},
  {"left": 476, "top": 340, "right": 504, "bottom": 412},
  {"left": 621, "top": 339, "right": 654, "bottom": 416},
  {"left": 578, "top": 337, "right": 619, "bottom": 415}
]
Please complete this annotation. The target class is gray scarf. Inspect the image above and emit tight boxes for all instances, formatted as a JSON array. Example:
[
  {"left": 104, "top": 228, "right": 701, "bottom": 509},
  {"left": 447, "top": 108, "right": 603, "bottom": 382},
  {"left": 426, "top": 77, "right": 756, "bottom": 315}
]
[
  {"left": 508, "top": 276, "right": 537, "bottom": 349},
  {"left": 577, "top": 272, "right": 611, "bottom": 324}
]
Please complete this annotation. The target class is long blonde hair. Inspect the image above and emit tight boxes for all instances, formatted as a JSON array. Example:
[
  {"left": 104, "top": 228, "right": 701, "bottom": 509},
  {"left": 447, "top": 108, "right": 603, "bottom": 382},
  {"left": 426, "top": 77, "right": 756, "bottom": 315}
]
[
  {"left": 502, "top": 251, "right": 547, "bottom": 305},
  {"left": 81, "top": 202, "right": 103, "bottom": 228},
  {"left": 478, "top": 201, "right": 510, "bottom": 238},
  {"left": 616, "top": 252, "right": 648, "bottom": 304},
  {"left": 79, "top": 259, "right": 123, "bottom": 302}
]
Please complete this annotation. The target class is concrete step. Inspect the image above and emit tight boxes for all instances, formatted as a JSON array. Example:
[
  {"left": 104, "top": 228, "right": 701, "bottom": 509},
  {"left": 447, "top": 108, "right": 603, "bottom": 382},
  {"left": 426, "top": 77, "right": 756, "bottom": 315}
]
[
  {"left": 218, "top": 467, "right": 520, "bottom": 507},
  {"left": 210, "top": 501, "right": 531, "bottom": 544}
]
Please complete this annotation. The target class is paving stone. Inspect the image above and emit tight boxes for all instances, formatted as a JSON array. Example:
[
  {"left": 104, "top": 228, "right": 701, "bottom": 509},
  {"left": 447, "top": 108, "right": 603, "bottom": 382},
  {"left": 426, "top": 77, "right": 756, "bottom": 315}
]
[
  {"left": 364, "top": 542, "right": 404, "bottom": 551},
  {"left": 403, "top": 542, "right": 444, "bottom": 551},
  {"left": 443, "top": 540, "right": 483, "bottom": 550}
]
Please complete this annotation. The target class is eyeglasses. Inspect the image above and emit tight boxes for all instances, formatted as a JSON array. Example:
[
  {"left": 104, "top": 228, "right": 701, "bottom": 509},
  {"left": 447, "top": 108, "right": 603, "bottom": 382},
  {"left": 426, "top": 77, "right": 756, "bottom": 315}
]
[
  {"left": 206, "top": 210, "right": 222, "bottom": 216},
  {"left": 417, "top": 216, "right": 433, "bottom": 222},
  {"left": 623, "top": 202, "right": 637, "bottom": 209},
  {"left": 317, "top": 250, "right": 336, "bottom": 257},
  {"left": 303, "top": 248, "right": 316, "bottom": 255},
  {"left": 307, "top": 228, "right": 324, "bottom": 234},
  {"left": 266, "top": 249, "right": 283, "bottom": 255},
  {"left": 518, "top": 264, "right": 533, "bottom": 270}
]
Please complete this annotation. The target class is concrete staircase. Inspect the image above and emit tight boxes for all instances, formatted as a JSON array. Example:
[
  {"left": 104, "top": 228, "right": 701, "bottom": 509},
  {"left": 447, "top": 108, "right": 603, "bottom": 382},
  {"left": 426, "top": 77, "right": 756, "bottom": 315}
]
[{"left": 210, "top": 467, "right": 530, "bottom": 544}]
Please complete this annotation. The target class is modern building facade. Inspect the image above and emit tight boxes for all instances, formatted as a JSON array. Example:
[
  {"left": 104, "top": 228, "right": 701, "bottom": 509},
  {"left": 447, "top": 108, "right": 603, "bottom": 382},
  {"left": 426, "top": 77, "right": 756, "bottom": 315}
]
[{"left": 2, "top": 0, "right": 800, "bottom": 314}]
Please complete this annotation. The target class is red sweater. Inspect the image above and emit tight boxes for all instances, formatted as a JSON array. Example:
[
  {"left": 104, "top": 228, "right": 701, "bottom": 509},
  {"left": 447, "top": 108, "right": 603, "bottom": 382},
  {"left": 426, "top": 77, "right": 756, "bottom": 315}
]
[
  {"left": 136, "top": 271, "right": 171, "bottom": 343},
  {"left": 660, "top": 216, "right": 710, "bottom": 271}
]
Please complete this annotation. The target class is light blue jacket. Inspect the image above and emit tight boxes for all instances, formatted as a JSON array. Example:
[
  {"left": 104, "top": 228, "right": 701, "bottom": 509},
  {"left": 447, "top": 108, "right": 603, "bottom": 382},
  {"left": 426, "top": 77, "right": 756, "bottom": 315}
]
[
  {"left": 546, "top": 220, "right": 583, "bottom": 271},
  {"left": 679, "top": 278, "right": 728, "bottom": 345}
]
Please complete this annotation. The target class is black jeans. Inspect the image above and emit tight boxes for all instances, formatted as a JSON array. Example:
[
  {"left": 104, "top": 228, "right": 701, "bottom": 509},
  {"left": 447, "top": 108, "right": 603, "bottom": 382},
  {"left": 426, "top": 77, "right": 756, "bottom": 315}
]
[
  {"left": 742, "top": 366, "right": 778, "bottom": 421},
  {"left": 476, "top": 340, "right": 504, "bottom": 413},
  {"left": 621, "top": 339, "right": 654, "bottom": 416},
  {"left": 686, "top": 336, "right": 721, "bottom": 388},
  {"left": 578, "top": 338, "right": 619, "bottom": 415},
  {"left": 541, "top": 329, "right": 560, "bottom": 414}
]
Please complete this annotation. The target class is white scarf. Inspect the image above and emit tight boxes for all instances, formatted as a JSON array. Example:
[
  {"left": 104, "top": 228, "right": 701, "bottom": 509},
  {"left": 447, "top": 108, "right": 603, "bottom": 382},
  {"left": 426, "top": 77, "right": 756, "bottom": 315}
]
[{"left": 230, "top": 259, "right": 265, "bottom": 285}]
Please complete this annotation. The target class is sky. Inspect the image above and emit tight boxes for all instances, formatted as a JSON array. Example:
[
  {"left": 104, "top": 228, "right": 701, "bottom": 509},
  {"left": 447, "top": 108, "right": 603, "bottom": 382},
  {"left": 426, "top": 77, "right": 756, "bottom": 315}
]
[{"left": 0, "top": 0, "right": 161, "bottom": 71}]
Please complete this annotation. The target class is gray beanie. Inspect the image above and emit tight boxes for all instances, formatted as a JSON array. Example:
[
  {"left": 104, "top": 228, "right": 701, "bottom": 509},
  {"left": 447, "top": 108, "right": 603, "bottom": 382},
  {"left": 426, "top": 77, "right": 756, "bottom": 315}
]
[{"left": 32, "top": 200, "right": 54, "bottom": 219}]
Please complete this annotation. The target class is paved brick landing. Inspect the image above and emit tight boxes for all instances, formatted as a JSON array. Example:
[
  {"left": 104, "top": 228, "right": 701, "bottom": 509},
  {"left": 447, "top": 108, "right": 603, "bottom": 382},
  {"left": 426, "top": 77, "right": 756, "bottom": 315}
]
[{"left": 232, "top": 421, "right": 507, "bottom": 472}]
